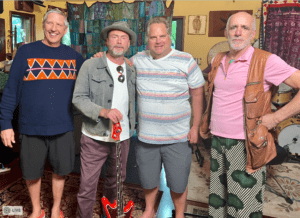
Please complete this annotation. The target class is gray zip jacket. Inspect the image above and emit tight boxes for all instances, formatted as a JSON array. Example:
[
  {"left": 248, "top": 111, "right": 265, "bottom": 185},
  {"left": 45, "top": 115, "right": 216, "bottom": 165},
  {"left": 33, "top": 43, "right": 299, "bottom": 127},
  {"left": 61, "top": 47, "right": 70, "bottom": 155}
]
[{"left": 72, "top": 52, "right": 136, "bottom": 137}]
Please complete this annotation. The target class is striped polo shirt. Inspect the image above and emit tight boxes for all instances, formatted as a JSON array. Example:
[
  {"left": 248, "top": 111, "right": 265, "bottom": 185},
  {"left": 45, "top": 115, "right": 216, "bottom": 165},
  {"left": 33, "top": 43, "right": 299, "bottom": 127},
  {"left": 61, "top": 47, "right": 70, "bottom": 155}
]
[{"left": 132, "top": 49, "right": 205, "bottom": 144}]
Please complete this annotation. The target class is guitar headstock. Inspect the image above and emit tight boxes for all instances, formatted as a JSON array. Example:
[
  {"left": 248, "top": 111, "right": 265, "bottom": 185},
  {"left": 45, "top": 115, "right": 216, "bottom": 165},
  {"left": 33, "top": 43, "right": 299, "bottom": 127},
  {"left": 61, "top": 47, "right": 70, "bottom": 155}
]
[{"left": 112, "top": 122, "right": 122, "bottom": 141}]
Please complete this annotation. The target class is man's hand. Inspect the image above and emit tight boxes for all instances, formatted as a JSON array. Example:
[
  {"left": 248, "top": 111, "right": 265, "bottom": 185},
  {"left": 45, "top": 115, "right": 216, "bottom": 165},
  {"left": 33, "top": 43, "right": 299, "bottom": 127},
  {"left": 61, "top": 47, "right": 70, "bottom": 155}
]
[
  {"left": 188, "top": 125, "right": 199, "bottom": 144},
  {"left": 261, "top": 113, "right": 278, "bottom": 130},
  {"left": 100, "top": 108, "right": 123, "bottom": 124},
  {"left": 1, "top": 129, "right": 15, "bottom": 148},
  {"left": 93, "top": 52, "right": 104, "bottom": 58}
]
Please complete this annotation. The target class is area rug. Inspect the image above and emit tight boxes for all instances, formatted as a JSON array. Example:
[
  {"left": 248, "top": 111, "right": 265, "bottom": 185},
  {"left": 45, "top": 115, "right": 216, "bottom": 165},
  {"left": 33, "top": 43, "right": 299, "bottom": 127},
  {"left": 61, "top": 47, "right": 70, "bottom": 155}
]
[
  {"left": 187, "top": 142, "right": 300, "bottom": 218},
  {"left": 185, "top": 201, "right": 209, "bottom": 218},
  {"left": 187, "top": 143, "right": 210, "bottom": 204},
  {"left": 0, "top": 171, "right": 145, "bottom": 218}
]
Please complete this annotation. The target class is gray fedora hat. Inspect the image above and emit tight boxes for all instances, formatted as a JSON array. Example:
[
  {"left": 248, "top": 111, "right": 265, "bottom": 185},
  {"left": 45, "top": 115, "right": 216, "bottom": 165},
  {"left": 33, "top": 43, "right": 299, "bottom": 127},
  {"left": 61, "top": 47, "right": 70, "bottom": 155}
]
[{"left": 100, "top": 21, "right": 137, "bottom": 46}]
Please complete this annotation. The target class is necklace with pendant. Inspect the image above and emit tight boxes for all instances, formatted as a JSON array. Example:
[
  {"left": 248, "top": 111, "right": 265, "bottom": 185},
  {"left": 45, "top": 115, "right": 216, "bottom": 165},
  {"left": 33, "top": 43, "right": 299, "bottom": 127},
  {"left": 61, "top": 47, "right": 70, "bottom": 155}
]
[{"left": 225, "top": 59, "right": 235, "bottom": 80}]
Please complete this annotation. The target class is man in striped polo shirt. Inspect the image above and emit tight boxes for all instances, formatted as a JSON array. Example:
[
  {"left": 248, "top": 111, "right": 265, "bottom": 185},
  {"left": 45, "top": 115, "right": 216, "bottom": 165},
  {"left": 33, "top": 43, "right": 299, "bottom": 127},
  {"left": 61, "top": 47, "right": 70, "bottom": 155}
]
[{"left": 132, "top": 17, "right": 205, "bottom": 218}]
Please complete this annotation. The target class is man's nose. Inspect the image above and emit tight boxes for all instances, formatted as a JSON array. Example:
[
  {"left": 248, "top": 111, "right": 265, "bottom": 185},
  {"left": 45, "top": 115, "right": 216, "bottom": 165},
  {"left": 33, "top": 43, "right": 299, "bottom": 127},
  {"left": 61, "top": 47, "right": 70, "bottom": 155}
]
[
  {"left": 51, "top": 24, "right": 57, "bottom": 31},
  {"left": 235, "top": 28, "right": 242, "bottom": 36},
  {"left": 156, "top": 37, "right": 162, "bottom": 43},
  {"left": 117, "top": 37, "right": 122, "bottom": 43}
]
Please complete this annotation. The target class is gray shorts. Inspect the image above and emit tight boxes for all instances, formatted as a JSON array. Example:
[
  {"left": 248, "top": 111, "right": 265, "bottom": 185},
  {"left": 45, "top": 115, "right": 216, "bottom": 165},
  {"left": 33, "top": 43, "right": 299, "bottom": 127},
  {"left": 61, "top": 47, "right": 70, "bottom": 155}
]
[
  {"left": 136, "top": 140, "right": 192, "bottom": 193},
  {"left": 20, "top": 131, "right": 75, "bottom": 180}
]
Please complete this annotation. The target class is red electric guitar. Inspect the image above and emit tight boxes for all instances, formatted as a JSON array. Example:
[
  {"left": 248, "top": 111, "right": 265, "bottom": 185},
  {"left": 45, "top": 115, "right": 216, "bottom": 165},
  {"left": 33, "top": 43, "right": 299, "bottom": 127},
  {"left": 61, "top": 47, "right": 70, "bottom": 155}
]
[{"left": 101, "top": 122, "right": 134, "bottom": 218}]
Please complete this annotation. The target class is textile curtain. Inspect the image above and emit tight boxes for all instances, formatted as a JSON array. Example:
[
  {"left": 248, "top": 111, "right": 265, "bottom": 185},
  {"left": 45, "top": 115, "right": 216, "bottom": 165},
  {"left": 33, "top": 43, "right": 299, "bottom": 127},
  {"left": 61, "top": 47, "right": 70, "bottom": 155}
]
[
  {"left": 67, "top": 1, "right": 174, "bottom": 59},
  {"left": 264, "top": 5, "right": 300, "bottom": 68}
]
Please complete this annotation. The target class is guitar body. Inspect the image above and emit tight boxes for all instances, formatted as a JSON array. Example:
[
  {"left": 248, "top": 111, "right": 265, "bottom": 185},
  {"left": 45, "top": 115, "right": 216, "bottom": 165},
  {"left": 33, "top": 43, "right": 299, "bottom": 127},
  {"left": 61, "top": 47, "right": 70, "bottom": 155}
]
[{"left": 101, "top": 197, "right": 134, "bottom": 218}]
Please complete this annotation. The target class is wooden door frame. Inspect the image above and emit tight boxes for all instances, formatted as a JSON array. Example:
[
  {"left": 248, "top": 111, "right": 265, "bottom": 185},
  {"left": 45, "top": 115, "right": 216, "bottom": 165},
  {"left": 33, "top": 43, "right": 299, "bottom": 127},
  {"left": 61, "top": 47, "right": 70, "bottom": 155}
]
[
  {"left": 9, "top": 11, "right": 35, "bottom": 53},
  {"left": 172, "top": 16, "right": 185, "bottom": 51}
]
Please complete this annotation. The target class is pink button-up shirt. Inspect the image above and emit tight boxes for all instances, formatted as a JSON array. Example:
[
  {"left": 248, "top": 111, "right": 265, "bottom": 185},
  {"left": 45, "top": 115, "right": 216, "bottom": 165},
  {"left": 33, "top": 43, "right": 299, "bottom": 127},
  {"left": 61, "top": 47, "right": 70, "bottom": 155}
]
[{"left": 210, "top": 46, "right": 297, "bottom": 139}]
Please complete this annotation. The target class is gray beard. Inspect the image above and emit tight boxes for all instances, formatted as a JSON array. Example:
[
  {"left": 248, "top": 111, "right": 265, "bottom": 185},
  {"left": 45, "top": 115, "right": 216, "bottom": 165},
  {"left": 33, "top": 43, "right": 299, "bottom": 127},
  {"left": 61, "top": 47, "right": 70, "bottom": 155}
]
[
  {"left": 108, "top": 47, "right": 128, "bottom": 58},
  {"left": 228, "top": 38, "right": 251, "bottom": 51}
]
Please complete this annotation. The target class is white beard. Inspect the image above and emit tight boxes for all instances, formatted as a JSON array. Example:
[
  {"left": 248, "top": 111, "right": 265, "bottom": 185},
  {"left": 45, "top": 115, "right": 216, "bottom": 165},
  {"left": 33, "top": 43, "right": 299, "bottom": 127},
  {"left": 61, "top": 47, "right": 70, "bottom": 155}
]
[{"left": 228, "top": 37, "right": 251, "bottom": 51}]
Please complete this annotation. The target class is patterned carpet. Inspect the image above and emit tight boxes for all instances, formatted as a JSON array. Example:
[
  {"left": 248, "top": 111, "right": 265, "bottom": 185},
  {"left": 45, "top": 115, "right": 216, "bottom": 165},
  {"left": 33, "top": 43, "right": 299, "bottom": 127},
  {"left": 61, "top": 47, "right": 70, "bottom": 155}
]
[
  {"left": 0, "top": 157, "right": 210, "bottom": 218},
  {"left": 0, "top": 171, "right": 145, "bottom": 218},
  {"left": 187, "top": 142, "right": 300, "bottom": 218}
]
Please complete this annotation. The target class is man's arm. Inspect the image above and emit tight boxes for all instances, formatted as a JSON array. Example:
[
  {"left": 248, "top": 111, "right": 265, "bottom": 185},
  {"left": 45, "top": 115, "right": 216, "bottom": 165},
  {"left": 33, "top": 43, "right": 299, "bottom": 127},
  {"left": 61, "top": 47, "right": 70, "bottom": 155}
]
[
  {"left": 0, "top": 48, "right": 26, "bottom": 147},
  {"left": 262, "top": 70, "right": 300, "bottom": 129},
  {"left": 188, "top": 86, "right": 204, "bottom": 144},
  {"left": 72, "top": 60, "right": 103, "bottom": 121}
]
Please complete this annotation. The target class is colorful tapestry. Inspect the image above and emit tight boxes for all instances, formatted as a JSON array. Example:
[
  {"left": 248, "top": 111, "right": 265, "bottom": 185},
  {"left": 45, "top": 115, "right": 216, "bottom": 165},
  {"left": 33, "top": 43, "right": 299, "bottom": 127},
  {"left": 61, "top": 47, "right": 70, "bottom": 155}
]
[
  {"left": 262, "top": 0, "right": 300, "bottom": 49},
  {"left": 67, "top": 1, "right": 174, "bottom": 59},
  {"left": 263, "top": 1, "right": 300, "bottom": 68}
]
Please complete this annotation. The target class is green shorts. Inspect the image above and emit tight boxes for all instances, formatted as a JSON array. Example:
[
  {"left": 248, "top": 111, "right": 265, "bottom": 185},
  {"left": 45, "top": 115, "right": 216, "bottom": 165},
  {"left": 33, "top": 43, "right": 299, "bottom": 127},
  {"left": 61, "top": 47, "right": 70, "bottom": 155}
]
[{"left": 20, "top": 131, "right": 75, "bottom": 180}]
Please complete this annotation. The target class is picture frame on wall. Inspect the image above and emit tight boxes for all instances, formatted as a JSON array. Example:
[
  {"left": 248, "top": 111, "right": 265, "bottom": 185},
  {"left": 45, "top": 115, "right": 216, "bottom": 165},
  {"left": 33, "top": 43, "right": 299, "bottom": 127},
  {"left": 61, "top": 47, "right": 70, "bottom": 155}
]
[
  {"left": 188, "top": 15, "right": 207, "bottom": 35},
  {"left": 208, "top": 10, "right": 253, "bottom": 37}
]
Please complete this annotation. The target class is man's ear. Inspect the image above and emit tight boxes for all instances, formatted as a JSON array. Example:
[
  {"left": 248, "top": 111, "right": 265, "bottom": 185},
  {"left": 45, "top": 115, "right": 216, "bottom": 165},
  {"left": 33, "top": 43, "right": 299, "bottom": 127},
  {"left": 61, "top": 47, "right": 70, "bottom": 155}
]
[
  {"left": 224, "top": 29, "right": 228, "bottom": 39},
  {"left": 251, "top": 29, "right": 257, "bottom": 41}
]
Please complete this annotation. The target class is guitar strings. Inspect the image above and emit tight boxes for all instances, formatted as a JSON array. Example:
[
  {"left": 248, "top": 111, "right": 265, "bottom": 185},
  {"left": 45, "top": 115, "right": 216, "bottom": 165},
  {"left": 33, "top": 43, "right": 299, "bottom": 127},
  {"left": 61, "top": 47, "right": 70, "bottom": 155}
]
[{"left": 116, "top": 142, "right": 124, "bottom": 216}]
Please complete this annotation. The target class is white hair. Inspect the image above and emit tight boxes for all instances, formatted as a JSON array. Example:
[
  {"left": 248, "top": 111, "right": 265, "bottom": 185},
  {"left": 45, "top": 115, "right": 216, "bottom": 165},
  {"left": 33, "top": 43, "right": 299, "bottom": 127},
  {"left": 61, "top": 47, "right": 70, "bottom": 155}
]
[{"left": 43, "top": 8, "right": 69, "bottom": 28}]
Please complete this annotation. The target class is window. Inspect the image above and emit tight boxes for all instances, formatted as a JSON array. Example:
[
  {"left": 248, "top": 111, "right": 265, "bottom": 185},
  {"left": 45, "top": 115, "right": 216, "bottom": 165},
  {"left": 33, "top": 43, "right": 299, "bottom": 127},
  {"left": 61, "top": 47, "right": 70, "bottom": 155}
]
[
  {"left": 61, "top": 26, "right": 71, "bottom": 47},
  {"left": 171, "top": 17, "right": 185, "bottom": 51},
  {"left": 10, "top": 11, "right": 35, "bottom": 52}
]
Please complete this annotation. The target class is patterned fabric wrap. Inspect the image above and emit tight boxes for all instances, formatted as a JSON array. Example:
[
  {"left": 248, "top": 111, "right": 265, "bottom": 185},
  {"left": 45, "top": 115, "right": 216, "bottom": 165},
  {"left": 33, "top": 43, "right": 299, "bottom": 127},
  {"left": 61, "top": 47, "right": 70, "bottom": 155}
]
[
  {"left": 67, "top": 1, "right": 174, "bottom": 59},
  {"left": 263, "top": 1, "right": 300, "bottom": 68}
]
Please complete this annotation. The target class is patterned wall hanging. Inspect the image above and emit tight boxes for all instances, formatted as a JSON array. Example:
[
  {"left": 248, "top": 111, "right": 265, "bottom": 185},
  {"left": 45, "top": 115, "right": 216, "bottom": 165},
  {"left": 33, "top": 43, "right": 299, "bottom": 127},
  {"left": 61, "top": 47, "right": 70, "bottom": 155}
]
[{"left": 67, "top": 0, "right": 174, "bottom": 59}]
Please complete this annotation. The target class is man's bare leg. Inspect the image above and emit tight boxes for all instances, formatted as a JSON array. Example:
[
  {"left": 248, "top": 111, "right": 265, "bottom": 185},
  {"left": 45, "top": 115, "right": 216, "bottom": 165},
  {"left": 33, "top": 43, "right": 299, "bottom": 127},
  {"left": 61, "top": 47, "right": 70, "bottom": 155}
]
[
  {"left": 51, "top": 173, "right": 65, "bottom": 218},
  {"left": 170, "top": 188, "right": 188, "bottom": 218},
  {"left": 141, "top": 187, "right": 159, "bottom": 218},
  {"left": 26, "top": 178, "right": 43, "bottom": 218}
]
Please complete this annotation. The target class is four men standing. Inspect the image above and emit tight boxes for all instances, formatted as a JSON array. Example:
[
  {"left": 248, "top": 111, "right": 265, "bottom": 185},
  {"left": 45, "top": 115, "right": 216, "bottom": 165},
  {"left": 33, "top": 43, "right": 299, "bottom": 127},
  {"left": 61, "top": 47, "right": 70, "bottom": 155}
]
[{"left": 1, "top": 7, "right": 299, "bottom": 218}]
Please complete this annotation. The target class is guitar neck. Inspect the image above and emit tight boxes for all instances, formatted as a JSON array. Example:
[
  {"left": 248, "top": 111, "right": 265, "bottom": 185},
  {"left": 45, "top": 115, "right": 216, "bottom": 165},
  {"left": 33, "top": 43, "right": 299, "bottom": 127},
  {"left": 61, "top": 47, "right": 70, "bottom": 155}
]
[
  {"left": 116, "top": 141, "right": 124, "bottom": 216},
  {"left": 111, "top": 122, "right": 125, "bottom": 217}
]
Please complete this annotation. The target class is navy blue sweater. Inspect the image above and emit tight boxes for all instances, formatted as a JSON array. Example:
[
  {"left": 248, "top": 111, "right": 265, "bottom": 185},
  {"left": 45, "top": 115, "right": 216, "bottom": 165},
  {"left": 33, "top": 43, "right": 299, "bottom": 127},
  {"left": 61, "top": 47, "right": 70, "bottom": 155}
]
[{"left": 0, "top": 41, "right": 84, "bottom": 135}]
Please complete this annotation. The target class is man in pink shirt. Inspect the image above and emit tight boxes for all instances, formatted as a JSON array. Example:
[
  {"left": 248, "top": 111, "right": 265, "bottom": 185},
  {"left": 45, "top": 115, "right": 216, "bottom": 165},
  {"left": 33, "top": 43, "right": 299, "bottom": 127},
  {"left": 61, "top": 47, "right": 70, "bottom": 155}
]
[{"left": 202, "top": 12, "right": 300, "bottom": 217}]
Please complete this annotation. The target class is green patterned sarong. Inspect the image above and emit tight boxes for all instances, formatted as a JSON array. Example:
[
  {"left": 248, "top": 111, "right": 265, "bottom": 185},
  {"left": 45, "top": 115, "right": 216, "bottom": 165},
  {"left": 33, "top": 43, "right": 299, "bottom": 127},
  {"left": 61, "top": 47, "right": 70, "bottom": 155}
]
[{"left": 209, "top": 136, "right": 266, "bottom": 218}]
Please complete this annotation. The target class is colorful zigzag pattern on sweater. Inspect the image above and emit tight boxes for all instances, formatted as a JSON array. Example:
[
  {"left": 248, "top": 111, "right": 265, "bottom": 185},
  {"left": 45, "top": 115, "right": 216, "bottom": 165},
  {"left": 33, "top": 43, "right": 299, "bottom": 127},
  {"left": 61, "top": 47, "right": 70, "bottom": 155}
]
[{"left": 24, "top": 58, "right": 77, "bottom": 81}]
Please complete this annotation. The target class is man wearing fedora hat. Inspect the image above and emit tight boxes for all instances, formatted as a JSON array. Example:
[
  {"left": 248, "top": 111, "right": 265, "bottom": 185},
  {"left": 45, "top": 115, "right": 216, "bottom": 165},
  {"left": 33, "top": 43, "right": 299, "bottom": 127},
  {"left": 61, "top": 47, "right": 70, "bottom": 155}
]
[{"left": 72, "top": 21, "right": 137, "bottom": 218}]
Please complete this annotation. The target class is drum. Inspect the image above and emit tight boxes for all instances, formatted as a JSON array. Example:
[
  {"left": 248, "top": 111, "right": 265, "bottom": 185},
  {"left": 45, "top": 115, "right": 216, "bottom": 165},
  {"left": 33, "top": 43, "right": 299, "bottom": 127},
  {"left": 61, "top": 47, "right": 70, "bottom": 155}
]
[
  {"left": 275, "top": 118, "right": 300, "bottom": 154},
  {"left": 271, "top": 103, "right": 277, "bottom": 112},
  {"left": 272, "top": 83, "right": 293, "bottom": 106}
]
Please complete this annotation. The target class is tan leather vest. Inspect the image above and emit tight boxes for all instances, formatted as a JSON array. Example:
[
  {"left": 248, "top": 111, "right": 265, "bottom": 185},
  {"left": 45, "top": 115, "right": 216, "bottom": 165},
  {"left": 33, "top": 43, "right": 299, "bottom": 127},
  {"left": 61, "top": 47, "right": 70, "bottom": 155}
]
[{"left": 200, "top": 48, "right": 277, "bottom": 173}]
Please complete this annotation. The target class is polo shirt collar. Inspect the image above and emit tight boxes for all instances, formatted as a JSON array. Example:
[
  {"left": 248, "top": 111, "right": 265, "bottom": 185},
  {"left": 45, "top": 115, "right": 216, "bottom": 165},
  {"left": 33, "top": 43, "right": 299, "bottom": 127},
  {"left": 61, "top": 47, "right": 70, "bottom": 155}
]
[{"left": 220, "top": 46, "right": 254, "bottom": 66}]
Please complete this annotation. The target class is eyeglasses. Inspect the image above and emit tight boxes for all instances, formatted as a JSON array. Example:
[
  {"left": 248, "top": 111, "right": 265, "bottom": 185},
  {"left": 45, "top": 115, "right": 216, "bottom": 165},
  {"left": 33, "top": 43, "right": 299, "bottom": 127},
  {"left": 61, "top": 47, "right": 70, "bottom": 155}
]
[{"left": 117, "top": 66, "right": 125, "bottom": 83}]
